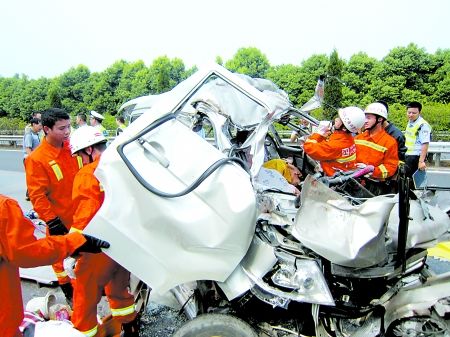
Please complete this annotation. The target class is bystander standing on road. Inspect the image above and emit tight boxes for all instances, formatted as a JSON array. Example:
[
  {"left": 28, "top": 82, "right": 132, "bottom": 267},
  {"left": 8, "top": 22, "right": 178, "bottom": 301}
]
[
  {"left": 76, "top": 113, "right": 88, "bottom": 128},
  {"left": 115, "top": 115, "right": 126, "bottom": 136},
  {"left": 89, "top": 111, "right": 108, "bottom": 137},
  {"left": 22, "top": 118, "right": 42, "bottom": 200},
  {"left": 404, "top": 101, "right": 432, "bottom": 178},
  {"left": 22, "top": 118, "right": 42, "bottom": 159},
  {"left": 24, "top": 112, "right": 44, "bottom": 140}
]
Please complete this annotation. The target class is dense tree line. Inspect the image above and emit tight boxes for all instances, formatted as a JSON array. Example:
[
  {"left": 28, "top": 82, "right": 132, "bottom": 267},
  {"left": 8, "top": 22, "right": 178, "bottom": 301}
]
[{"left": 0, "top": 44, "right": 449, "bottom": 136}]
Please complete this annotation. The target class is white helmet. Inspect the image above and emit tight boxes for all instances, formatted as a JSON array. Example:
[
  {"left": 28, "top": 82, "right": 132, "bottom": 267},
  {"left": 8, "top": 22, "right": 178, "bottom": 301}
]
[
  {"left": 338, "top": 106, "right": 365, "bottom": 133},
  {"left": 70, "top": 126, "right": 107, "bottom": 155},
  {"left": 364, "top": 102, "right": 387, "bottom": 119},
  {"left": 90, "top": 110, "right": 104, "bottom": 120}
]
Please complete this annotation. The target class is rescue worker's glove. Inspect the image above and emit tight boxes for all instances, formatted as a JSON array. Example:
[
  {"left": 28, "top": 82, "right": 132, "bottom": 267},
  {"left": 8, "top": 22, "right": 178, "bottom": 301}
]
[
  {"left": 47, "top": 217, "right": 69, "bottom": 236},
  {"left": 72, "top": 234, "right": 110, "bottom": 256}
]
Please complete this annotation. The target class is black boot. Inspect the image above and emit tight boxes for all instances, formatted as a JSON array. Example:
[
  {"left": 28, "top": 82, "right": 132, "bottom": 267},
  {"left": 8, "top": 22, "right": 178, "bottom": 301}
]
[
  {"left": 59, "top": 282, "right": 73, "bottom": 308},
  {"left": 120, "top": 317, "right": 140, "bottom": 337}
]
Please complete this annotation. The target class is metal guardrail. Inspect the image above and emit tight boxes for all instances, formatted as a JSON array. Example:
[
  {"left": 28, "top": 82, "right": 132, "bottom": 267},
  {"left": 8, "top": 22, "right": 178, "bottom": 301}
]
[
  {"left": 0, "top": 135, "right": 22, "bottom": 147},
  {"left": 1, "top": 134, "right": 449, "bottom": 166},
  {"left": 428, "top": 142, "right": 450, "bottom": 166}
]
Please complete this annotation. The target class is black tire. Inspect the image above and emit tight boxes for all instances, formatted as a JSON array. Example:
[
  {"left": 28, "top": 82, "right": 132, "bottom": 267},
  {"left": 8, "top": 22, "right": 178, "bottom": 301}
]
[{"left": 172, "top": 313, "right": 258, "bottom": 337}]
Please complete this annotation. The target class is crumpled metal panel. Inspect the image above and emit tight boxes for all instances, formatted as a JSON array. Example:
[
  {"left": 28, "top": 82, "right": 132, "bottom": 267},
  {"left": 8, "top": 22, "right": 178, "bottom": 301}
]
[
  {"left": 189, "top": 76, "right": 291, "bottom": 177},
  {"left": 85, "top": 118, "right": 257, "bottom": 295},
  {"left": 191, "top": 73, "right": 290, "bottom": 130},
  {"left": 218, "top": 236, "right": 277, "bottom": 300},
  {"left": 387, "top": 196, "right": 450, "bottom": 251},
  {"left": 292, "top": 176, "right": 396, "bottom": 268},
  {"left": 383, "top": 272, "right": 450, "bottom": 328}
]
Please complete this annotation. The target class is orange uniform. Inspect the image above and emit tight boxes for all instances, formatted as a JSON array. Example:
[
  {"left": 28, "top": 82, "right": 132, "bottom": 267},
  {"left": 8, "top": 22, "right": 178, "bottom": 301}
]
[
  {"left": 303, "top": 131, "right": 356, "bottom": 176},
  {"left": 0, "top": 194, "right": 85, "bottom": 337},
  {"left": 25, "top": 138, "right": 82, "bottom": 284},
  {"left": 70, "top": 159, "right": 135, "bottom": 337},
  {"left": 355, "top": 128, "right": 399, "bottom": 179}
]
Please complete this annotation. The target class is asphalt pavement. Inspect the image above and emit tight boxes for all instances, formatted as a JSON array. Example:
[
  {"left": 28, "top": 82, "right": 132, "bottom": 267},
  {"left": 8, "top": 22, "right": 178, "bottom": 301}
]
[{"left": 0, "top": 149, "right": 32, "bottom": 210}]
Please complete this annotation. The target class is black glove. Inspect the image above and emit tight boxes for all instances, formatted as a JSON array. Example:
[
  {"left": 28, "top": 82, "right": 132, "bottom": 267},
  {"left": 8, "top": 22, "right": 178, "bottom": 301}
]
[
  {"left": 72, "top": 234, "right": 110, "bottom": 256},
  {"left": 47, "top": 217, "right": 69, "bottom": 236}
]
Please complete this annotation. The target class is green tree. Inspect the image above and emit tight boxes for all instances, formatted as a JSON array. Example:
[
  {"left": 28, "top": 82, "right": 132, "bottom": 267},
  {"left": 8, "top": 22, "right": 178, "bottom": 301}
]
[
  {"left": 0, "top": 77, "right": 18, "bottom": 116},
  {"left": 225, "top": 47, "right": 270, "bottom": 78},
  {"left": 378, "top": 44, "right": 436, "bottom": 99},
  {"left": 19, "top": 77, "right": 51, "bottom": 116},
  {"left": 57, "top": 65, "right": 91, "bottom": 114},
  {"left": 115, "top": 60, "right": 148, "bottom": 106},
  {"left": 215, "top": 56, "right": 223, "bottom": 66},
  {"left": 297, "top": 54, "right": 328, "bottom": 106},
  {"left": 430, "top": 49, "right": 450, "bottom": 103},
  {"left": 84, "top": 60, "right": 127, "bottom": 114},
  {"left": 266, "top": 64, "right": 303, "bottom": 106},
  {"left": 148, "top": 56, "right": 187, "bottom": 94},
  {"left": 323, "top": 49, "right": 343, "bottom": 119},
  {"left": 341, "top": 52, "right": 379, "bottom": 105},
  {"left": 47, "top": 80, "right": 63, "bottom": 109}
]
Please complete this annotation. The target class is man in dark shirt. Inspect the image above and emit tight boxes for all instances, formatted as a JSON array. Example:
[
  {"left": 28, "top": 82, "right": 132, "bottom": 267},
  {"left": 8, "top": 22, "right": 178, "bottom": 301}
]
[{"left": 377, "top": 101, "right": 407, "bottom": 163}]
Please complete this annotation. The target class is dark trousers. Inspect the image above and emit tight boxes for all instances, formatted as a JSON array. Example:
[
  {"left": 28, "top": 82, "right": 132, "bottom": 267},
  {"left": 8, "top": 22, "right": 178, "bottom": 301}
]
[{"left": 405, "top": 155, "right": 419, "bottom": 179}]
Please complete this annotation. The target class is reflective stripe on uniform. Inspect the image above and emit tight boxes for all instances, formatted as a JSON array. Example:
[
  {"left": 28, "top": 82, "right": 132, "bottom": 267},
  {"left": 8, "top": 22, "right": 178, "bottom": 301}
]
[
  {"left": 54, "top": 270, "right": 68, "bottom": 278},
  {"left": 49, "top": 160, "right": 63, "bottom": 181},
  {"left": 80, "top": 325, "right": 98, "bottom": 337},
  {"left": 76, "top": 156, "right": 83, "bottom": 169},
  {"left": 69, "top": 227, "right": 83, "bottom": 234},
  {"left": 111, "top": 304, "right": 135, "bottom": 317},
  {"left": 305, "top": 139, "right": 318, "bottom": 144},
  {"left": 354, "top": 139, "right": 387, "bottom": 153},
  {"left": 379, "top": 164, "right": 388, "bottom": 179},
  {"left": 336, "top": 153, "right": 356, "bottom": 163},
  {"left": 405, "top": 119, "right": 429, "bottom": 155}
]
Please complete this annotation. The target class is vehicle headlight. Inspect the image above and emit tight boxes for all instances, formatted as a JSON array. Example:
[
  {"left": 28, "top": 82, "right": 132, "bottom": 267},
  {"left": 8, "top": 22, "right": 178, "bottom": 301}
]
[{"left": 271, "top": 260, "right": 334, "bottom": 306}]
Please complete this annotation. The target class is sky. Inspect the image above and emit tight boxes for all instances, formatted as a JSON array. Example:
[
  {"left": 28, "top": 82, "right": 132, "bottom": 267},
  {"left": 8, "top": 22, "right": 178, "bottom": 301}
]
[{"left": 1, "top": 0, "right": 449, "bottom": 79}]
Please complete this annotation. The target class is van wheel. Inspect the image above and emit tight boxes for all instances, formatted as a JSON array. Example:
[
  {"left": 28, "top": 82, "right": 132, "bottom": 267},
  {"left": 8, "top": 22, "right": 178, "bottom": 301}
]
[{"left": 173, "top": 313, "right": 258, "bottom": 337}]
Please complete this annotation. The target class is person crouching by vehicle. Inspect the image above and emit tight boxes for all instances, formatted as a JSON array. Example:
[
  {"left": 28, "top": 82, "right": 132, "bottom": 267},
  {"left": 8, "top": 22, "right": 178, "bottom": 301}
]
[
  {"left": 0, "top": 194, "right": 109, "bottom": 337},
  {"left": 355, "top": 103, "right": 399, "bottom": 195},
  {"left": 303, "top": 106, "right": 365, "bottom": 177},
  {"left": 69, "top": 126, "right": 138, "bottom": 337}
]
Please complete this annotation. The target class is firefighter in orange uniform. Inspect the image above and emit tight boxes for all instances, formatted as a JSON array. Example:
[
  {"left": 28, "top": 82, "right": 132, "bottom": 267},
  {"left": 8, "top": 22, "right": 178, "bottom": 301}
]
[
  {"left": 303, "top": 106, "right": 365, "bottom": 176},
  {"left": 68, "top": 126, "right": 138, "bottom": 337},
  {"left": 355, "top": 103, "right": 399, "bottom": 194},
  {"left": 0, "top": 194, "right": 109, "bottom": 337},
  {"left": 25, "top": 108, "right": 83, "bottom": 304}
]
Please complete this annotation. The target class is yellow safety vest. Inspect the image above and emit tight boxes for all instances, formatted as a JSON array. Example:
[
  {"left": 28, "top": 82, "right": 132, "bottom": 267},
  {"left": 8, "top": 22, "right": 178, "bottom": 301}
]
[{"left": 405, "top": 118, "right": 430, "bottom": 155}]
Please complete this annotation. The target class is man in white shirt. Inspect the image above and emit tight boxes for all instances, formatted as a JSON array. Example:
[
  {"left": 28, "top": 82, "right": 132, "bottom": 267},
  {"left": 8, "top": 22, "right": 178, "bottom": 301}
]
[{"left": 404, "top": 101, "right": 432, "bottom": 179}]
